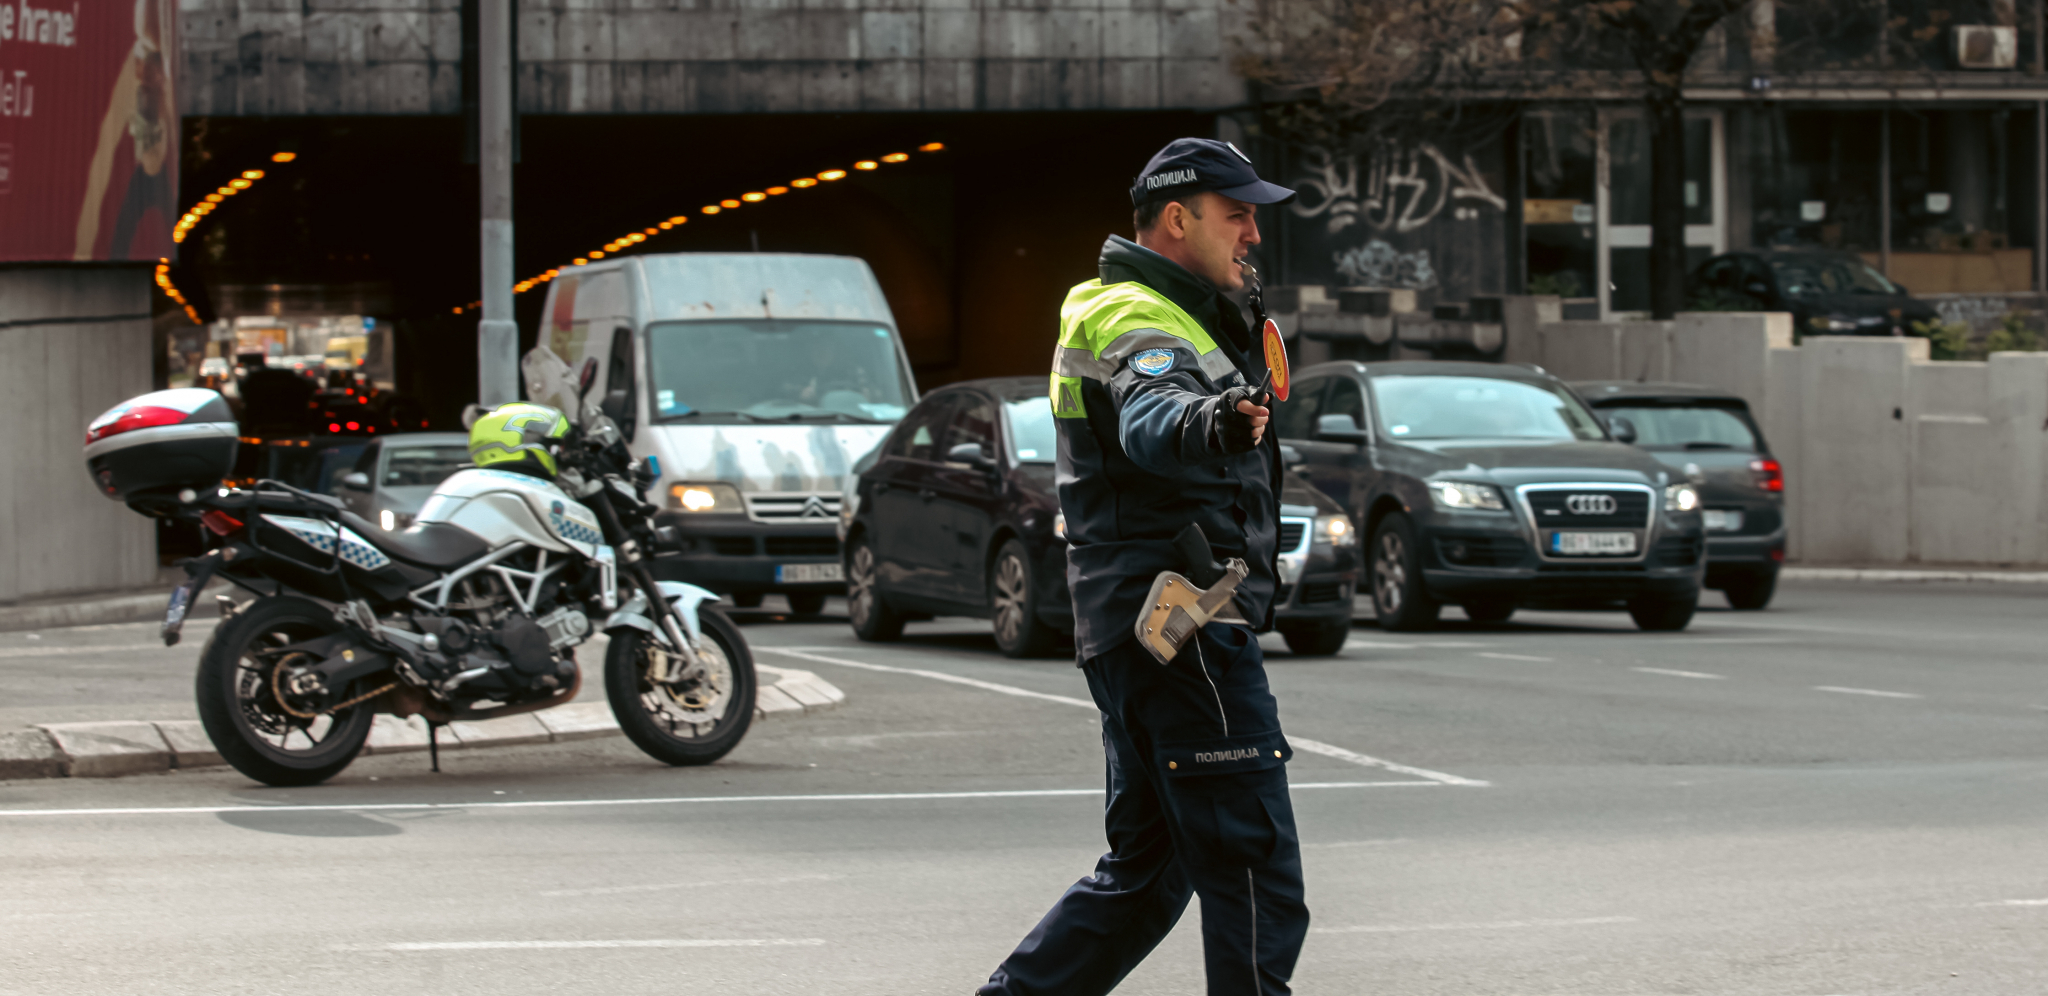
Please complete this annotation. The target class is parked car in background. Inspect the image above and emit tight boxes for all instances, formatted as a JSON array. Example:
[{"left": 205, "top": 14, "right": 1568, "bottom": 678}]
[
  {"left": 332, "top": 432, "right": 472, "bottom": 532},
  {"left": 839, "top": 378, "right": 1362, "bottom": 657},
  {"left": 1687, "top": 249, "right": 1939, "bottom": 337},
  {"left": 1573, "top": 382, "right": 1785, "bottom": 609},
  {"left": 1274, "top": 361, "right": 1706, "bottom": 632}
]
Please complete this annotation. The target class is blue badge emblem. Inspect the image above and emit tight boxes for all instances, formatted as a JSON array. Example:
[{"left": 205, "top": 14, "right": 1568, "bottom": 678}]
[
  {"left": 551, "top": 500, "right": 564, "bottom": 515},
  {"left": 1130, "top": 349, "right": 1176, "bottom": 377}
]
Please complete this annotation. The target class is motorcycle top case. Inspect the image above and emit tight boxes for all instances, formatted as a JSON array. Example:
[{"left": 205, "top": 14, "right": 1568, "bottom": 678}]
[{"left": 83, "top": 389, "right": 239, "bottom": 503}]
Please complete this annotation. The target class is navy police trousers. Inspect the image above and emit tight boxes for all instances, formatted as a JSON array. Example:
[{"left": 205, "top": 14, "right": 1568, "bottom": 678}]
[{"left": 978, "top": 623, "right": 1309, "bottom": 996}]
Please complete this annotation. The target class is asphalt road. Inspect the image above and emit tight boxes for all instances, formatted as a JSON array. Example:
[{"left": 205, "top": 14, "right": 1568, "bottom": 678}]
[{"left": 4, "top": 582, "right": 2046, "bottom": 995}]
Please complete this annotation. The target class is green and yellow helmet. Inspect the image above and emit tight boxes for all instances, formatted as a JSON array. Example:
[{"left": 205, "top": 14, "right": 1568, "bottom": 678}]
[{"left": 469, "top": 402, "right": 570, "bottom": 479}]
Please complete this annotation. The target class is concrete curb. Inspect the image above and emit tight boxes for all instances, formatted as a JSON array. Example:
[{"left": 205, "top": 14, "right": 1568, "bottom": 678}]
[
  {"left": 1782, "top": 567, "right": 2048, "bottom": 584},
  {"left": 0, "top": 663, "right": 843, "bottom": 780}
]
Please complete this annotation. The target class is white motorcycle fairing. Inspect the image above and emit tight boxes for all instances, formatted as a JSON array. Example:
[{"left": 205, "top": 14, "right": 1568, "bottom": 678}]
[{"left": 413, "top": 468, "right": 605, "bottom": 558}]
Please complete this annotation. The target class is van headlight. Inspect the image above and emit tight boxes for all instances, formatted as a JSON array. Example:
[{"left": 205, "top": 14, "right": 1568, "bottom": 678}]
[
  {"left": 1315, "top": 513, "right": 1357, "bottom": 547},
  {"left": 1428, "top": 480, "right": 1506, "bottom": 511},
  {"left": 1665, "top": 484, "right": 1700, "bottom": 511},
  {"left": 670, "top": 482, "right": 743, "bottom": 513}
]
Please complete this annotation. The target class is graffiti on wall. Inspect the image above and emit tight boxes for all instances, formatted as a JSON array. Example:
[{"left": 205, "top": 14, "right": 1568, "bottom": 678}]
[
  {"left": 1291, "top": 145, "right": 1507, "bottom": 236},
  {"left": 1282, "top": 140, "right": 1510, "bottom": 297}
]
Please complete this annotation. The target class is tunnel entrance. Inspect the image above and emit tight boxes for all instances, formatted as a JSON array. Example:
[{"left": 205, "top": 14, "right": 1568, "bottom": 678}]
[{"left": 170, "top": 110, "right": 1214, "bottom": 422}]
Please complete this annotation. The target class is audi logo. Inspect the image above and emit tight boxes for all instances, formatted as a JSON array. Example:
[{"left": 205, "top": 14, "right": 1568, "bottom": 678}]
[{"left": 1566, "top": 494, "right": 1618, "bottom": 515}]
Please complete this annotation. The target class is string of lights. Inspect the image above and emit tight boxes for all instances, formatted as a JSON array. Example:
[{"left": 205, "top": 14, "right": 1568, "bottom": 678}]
[
  {"left": 156, "top": 151, "right": 299, "bottom": 324},
  {"left": 453, "top": 141, "right": 947, "bottom": 314}
]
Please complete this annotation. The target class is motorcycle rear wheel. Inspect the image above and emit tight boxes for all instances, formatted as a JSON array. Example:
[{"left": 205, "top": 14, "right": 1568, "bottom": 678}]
[
  {"left": 606, "top": 607, "right": 757, "bottom": 766},
  {"left": 196, "top": 596, "right": 376, "bottom": 787}
]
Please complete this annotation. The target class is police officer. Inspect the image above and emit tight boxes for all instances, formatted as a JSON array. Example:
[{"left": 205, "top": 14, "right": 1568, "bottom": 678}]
[{"left": 978, "top": 139, "right": 1308, "bottom": 996}]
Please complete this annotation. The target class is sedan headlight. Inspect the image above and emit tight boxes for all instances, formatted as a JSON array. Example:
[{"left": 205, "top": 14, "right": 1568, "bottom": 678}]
[
  {"left": 1428, "top": 480, "right": 1507, "bottom": 511},
  {"left": 669, "top": 482, "right": 744, "bottom": 513},
  {"left": 1665, "top": 483, "right": 1700, "bottom": 511},
  {"left": 1314, "top": 513, "right": 1357, "bottom": 547},
  {"left": 1810, "top": 315, "right": 1858, "bottom": 331}
]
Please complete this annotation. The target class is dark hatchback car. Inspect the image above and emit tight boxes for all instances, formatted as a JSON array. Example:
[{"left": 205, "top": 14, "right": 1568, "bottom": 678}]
[
  {"left": 1275, "top": 361, "right": 1707, "bottom": 632},
  {"left": 840, "top": 377, "right": 1361, "bottom": 657},
  {"left": 1688, "top": 249, "right": 1939, "bottom": 336},
  {"left": 1573, "top": 382, "right": 1785, "bottom": 609}
]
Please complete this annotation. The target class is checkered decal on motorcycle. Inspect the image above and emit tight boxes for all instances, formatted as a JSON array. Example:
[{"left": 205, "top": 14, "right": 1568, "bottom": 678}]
[
  {"left": 550, "top": 512, "right": 603, "bottom": 547},
  {"left": 262, "top": 515, "right": 394, "bottom": 571}
]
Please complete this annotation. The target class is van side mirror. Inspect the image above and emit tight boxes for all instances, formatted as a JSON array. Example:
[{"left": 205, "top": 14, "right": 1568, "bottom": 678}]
[
  {"left": 601, "top": 386, "right": 632, "bottom": 425},
  {"left": 339, "top": 471, "right": 371, "bottom": 491},
  {"left": 1607, "top": 414, "right": 1639, "bottom": 445},
  {"left": 946, "top": 442, "right": 995, "bottom": 471},
  {"left": 1314, "top": 413, "right": 1369, "bottom": 445}
]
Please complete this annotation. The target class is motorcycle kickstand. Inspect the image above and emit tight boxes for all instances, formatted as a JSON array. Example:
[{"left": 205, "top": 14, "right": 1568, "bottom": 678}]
[{"left": 428, "top": 721, "right": 441, "bottom": 773}]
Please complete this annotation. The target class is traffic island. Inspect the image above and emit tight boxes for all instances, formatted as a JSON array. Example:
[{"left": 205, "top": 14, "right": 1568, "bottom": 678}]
[{"left": 2, "top": 663, "right": 842, "bottom": 780}]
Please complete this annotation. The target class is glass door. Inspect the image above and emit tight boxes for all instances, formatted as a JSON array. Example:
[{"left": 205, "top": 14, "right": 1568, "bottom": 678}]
[{"left": 1598, "top": 109, "right": 1726, "bottom": 317}]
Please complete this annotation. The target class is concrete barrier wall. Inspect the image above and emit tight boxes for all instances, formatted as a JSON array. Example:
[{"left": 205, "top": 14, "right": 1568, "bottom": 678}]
[
  {"left": 0, "top": 268, "right": 158, "bottom": 603},
  {"left": 1496, "top": 297, "right": 2048, "bottom": 567}
]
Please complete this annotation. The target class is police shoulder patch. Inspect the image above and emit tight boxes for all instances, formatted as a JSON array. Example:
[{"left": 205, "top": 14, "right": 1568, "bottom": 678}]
[{"left": 1129, "top": 349, "right": 1176, "bottom": 377}]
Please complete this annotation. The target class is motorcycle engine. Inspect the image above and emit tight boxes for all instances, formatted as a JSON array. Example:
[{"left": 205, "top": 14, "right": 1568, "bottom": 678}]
[{"left": 412, "top": 609, "right": 583, "bottom": 700}]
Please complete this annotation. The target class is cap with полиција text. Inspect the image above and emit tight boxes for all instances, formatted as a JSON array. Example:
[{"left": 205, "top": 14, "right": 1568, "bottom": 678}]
[{"left": 1130, "top": 138, "right": 1296, "bottom": 208}]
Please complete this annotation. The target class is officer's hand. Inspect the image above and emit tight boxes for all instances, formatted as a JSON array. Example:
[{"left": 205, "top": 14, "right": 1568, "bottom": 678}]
[{"left": 1215, "top": 386, "right": 1271, "bottom": 454}]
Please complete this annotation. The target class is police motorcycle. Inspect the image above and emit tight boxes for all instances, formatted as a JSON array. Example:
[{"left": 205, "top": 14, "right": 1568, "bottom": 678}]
[{"left": 82, "top": 360, "right": 755, "bottom": 787}]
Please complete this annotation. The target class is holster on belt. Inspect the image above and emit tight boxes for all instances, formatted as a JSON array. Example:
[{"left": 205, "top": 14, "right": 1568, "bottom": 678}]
[{"left": 1134, "top": 524, "right": 1249, "bottom": 666}]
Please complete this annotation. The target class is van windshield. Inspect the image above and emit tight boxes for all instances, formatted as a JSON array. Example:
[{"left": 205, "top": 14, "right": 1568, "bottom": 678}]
[{"left": 645, "top": 320, "right": 913, "bottom": 423}]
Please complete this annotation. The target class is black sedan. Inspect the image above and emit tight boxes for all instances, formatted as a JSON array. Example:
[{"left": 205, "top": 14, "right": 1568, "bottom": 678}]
[
  {"left": 840, "top": 377, "right": 1360, "bottom": 657},
  {"left": 1573, "top": 382, "right": 1786, "bottom": 609},
  {"left": 1688, "top": 249, "right": 1939, "bottom": 337},
  {"left": 1274, "top": 361, "right": 1707, "bottom": 632}
]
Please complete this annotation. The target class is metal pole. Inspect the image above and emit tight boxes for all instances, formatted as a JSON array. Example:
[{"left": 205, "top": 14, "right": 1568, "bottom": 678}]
[
  {"left": 1880, "top": 109, "right": 1891, "bottom": 279},
  {"left": 2037, "top": 101, "right": 2046, "bottom": 295},
  {"left": 476, "top": 0, "right": 518, "bottom": 408}
]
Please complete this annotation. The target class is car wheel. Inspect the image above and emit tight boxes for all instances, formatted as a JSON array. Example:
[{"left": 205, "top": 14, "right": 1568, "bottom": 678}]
[
  {"left": 1721, "top": 569, "right": 1777, "bottom": 611},
  {"left": 786, "top": 593, "right": 826, "bottom": 616},
  {"left": 730, "top": 592, "right": 764, "bottom": 609},
  {"left": 1628, "top": 593, "right": 1698, "bottom": 631},
  {"left": 1280, "top": 618, "right": 1350, "bottom": 656},
  {"left": 846, "top": 537, "right": 904, "bottom": 642},
  {"left": 1369, "top": 513, "right": 1439, "bottom": 632},
  {"left": 1462, "top": 599, "right": 1515, "bottom": 625},
  {"left": 990, "top": 539, "right": 1058, "bottom": 658}
]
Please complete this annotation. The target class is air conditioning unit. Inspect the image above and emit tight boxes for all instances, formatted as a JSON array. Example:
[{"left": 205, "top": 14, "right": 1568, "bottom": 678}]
[{"left": 1954, "top": 25, "right": 2017, "bottom": 70}]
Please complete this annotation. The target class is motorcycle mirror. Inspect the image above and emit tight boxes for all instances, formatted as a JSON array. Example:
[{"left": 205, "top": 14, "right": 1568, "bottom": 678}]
[
  {"left": 576, "top": 357, "right": 601, "bottom": 401},
  {"left": 459, "top": 403, "right": 488, "bottom": 430}
]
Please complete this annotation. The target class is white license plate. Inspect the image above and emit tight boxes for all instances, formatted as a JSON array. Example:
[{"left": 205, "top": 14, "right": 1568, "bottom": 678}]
[
  {"left": 1703, "top": 509, "right": 1744, "bottom": 532},
  {"left": 776, "top": 562, "right": 843, "bottom": 584},
  {"left": 1550, "top": 531, "right": 1637, "bottom": 556}
]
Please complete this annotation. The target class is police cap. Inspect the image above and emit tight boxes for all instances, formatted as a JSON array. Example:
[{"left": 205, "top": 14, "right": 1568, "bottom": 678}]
[{"left": 1130, "top": 138, "right": 1296, "bottom": 208}]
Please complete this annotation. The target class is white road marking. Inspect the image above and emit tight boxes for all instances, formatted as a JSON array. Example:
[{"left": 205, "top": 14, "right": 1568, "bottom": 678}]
[
  {"left": 1979, "top": 898, "right": 2048, "bottom": 906},
  {"left": 540, "top": 873, "right": 843, "bottom": 898},
  {"left": 347, "top": 938, "right": 828, "bottom": 951},
  {"left": 1814, "top": 685, "right": 1922, "bottom": 700},
  {"left": 1419, "top": 642, "right": 1490, "bottom": 648},
  {"left": 0, "top": 643, "right": 177, "bottom": 659},
  {"left": 1633, "top": 667, "right": 1727, "bottom": 680},
  {"left": 1344, "top": 640, "right": 1420, "bottom": 649},
  {"left": 0, "top": 782, "right": 1434, "bottom": 819},
  {"left": 765, "top": 647, "right": 1490, "bottom": 787},
  {"left": 1476, "top": 652, "right": 1551, "bottom": 662},
  {"left": 1312, "top": 915, "right": 1637, "bottom": 934}
]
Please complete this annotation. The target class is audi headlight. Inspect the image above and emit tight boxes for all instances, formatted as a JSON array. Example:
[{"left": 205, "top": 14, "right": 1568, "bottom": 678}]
[
  {"left": 1315, "top": 513, "right": 1357, "bottom": 547},
  {"left": 1665, "top": 484, "right": 1700, "bottom": 512},
  {"left": 1428, "top": 480, "right": 1507, "bottom": 511},
  {"left": 669, "top": 482, "right": 744, "bottom": 513}
]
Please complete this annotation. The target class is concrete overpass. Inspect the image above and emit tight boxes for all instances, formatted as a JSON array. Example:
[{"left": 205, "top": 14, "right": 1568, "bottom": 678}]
[{"left": 181, "top": 0, "right": 1246, "bottom": 117}]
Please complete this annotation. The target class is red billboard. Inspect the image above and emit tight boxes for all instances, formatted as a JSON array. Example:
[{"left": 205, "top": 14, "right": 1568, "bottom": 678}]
[{"left": 0, "top": 0, "right": 178, "bottom": 262}]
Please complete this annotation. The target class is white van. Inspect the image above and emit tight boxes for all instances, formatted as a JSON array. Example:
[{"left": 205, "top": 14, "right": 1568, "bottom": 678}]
[{"left": 522, "top": 253, "right": 917, "bottom": 613}]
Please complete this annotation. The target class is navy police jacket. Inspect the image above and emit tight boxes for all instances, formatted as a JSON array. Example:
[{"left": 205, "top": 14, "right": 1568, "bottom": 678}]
[{"left": 1050, "top": 235, "right": 1282, "bottom": 660}]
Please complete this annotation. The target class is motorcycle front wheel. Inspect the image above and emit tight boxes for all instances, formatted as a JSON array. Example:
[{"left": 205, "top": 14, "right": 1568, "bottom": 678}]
[
  {"left": 195, "top": 596, "right": 376, "bottom": 787},
  {"left": 605, "top": 606, "right": 757, "bottom": 766}
]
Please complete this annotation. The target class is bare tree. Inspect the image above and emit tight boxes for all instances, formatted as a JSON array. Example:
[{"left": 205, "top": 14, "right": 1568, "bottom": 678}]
[{"left": 1239, "top": 0, "right": 1752, "bottom": 318}]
